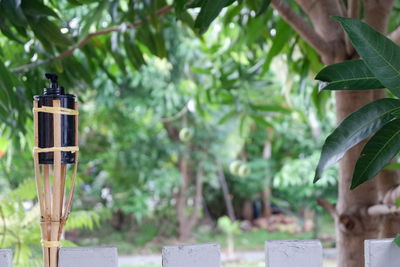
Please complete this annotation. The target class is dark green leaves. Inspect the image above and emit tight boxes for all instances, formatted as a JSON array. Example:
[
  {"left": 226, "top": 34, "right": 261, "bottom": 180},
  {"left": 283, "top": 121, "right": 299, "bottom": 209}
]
[
  {"left": 314, "top": 98, "right": 400, "bottom": 183},
  {"left": 335, "top": 17, "right": 400, "bottom": 97},
  {"left": 316, "top": 60, "right": 383, "bottom": 91},
  {"left": 194, "top": 0, "right": 231, "bottom": 34},
  {"left": 256, "top": 0, "right": 271, "bottom": 17},
  {"left": 351, "top": 119, "right": 400, "bottom": 189}
]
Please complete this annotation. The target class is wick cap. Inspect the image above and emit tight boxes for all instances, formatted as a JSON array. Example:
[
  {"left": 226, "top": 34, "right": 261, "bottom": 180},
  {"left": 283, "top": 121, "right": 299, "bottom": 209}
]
[{"left": 44, "top": 73, "right": 64, "bottom": 95}]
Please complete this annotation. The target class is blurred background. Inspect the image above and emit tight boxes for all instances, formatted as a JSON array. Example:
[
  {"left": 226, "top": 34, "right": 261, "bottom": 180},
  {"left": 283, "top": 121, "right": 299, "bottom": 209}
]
[{"left": 0, "top": 0, "right": 364, "bottom": 266}]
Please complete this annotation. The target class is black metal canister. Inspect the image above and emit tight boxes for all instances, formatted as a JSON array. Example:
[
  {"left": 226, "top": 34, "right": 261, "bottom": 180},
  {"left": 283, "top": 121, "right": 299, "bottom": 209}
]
[{"left": 34, "top": 73, "right": 76, "bottom": 164}]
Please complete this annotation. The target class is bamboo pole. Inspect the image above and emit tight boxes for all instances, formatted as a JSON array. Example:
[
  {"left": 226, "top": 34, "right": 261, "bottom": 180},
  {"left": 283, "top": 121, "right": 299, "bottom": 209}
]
[
  {"left": 33, "top": 100, "right": 50, "bottom": 267},
  {"left": 50, "top": 100, "right": 62, "bottom": 267},
  {"left": 33, "top": 97, "right": 78, "bottom": 267}
]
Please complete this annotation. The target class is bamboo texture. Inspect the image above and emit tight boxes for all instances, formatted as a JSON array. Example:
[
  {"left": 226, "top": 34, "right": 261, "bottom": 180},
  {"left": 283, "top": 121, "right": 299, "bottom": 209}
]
[{"left": 33, "top": 100, "right": 79, "bottom": 267}]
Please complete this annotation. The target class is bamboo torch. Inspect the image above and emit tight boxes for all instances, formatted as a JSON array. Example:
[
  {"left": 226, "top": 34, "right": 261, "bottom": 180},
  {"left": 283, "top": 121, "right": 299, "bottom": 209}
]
[{"left": 33, "top": 73, "right": 79, "bottom": 267}]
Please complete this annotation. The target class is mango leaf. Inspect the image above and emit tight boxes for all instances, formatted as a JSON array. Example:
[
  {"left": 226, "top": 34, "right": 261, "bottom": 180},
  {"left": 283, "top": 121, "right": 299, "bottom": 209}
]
[
  {"left": 351, "top": 119, "right": 400, "bottom": 189},
  {"left": 1, "top": 0, "right": 27, "bottom": 27},
  {"left": 124, "top": 34, "right": 146, "bottom": 70},
  {"left": 256, "top": 0, "right": 271, "bottom": 17},
  {"left": 314, "top": 98, "right": 400, "bottom": 182},
  {"left": 194, "top": 0, "right": 231, "bottom": 34},
  {"left": 33, "top": 18, "right": 71, "bottom": 47},
  {"left": 316, "top": 60, "right": 383, "bottom": 91},
  {"left": 263, "top": 18, "right": 293, "bottom": 71},
  {"left": 21, "top": 1, "right": 59, "bottom": 18},
  {"left": 335, "top": 17, "right": 400, "bottom": 97}
]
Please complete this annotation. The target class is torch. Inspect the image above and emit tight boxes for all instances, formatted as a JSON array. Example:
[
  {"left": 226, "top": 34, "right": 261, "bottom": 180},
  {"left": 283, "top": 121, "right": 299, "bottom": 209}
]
[{"left": 33, "top": 73, "right": 79, "bottom": 267}]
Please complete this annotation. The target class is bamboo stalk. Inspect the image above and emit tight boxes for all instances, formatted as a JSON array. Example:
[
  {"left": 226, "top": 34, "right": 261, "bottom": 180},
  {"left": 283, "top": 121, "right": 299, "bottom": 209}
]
[
  {"left": 33, "top": 101, "right": 50, "bottom": 267},
  {"left": 50, "top": 100, "right": 62, "bottom": 267}
]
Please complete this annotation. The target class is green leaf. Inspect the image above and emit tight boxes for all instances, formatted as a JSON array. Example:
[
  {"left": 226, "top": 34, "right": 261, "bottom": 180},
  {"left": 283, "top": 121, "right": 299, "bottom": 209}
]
[
  {"left": 219, "top": 110, "right": 237, "bottom": 124},
  {"left": 314, "top": 98, "right": 400, "bottom": 182},
  {"left": 316, "top": 60, "right": 383, "bottom": 91},
  {"left": 194, "top": 0, "right": 231, "bottom": 34},
  {"left": 256, "top": 0, "right": 271, "bottom": 17},
  {"left": 395, "top": 234, "right": 400, "bottom": 247},
  {"left": 250, "top": 115, "right": 274, "bottom": 128},
  {"left": 335, "top": 17, "right": 400, "bottom": 97},
  {"left": 1, "top": 0, "right": 27, "bottom": 27},
  {"left": 351, "top": 119, "right": 400, "bottom": 189},
  {"left": 32, "top": 18, "right": 71, "bottom": 47},
  {"left": 384, "top": 162, "right": 400, "bottom": 170},
  {"left": 250, "top": 104, "right": 291, "bottom": 113},
  {"left": 124, "top": 34, "right": 146, "bottom": 70},
  {"left": 21, "top": 1, "right": 59, "bottom": 18},
  {"left": 263, "top": 18, "right": 293, "bottom": 70}
]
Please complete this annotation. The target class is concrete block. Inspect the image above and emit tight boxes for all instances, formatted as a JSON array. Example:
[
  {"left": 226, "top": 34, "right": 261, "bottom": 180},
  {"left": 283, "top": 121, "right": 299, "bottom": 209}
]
[
  {"left": 365, "top": 238, "right": 400, "bottom": 267},
  {"left": 0, "top": 249, "right": 12, "bottom": 267},
  {"left": 58, "top": 247, "right": 117, "bottom": 267},
  {"left": 265, "top": 240, "right": 323, "bottom": 267},
  {"left": 162, "top": 243, "right": 220, "bottom": 267}
]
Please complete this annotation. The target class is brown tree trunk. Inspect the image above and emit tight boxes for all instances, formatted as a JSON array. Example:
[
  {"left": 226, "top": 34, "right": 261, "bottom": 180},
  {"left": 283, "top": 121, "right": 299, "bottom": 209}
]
[
  {"left": 335, "top": 90, "right": 381, "bottom": 267},
  {"left": 261, "top": 138, "right": 272, "bottom": 219},
  {"left": 164, "top": 122, "right": 204, "bottom": 241},
  {"left": 175, "top": 156, "right": 204, "bottom": 241},
  {"left": 217, "top": 162, "right": 236, "bottom": 221}
]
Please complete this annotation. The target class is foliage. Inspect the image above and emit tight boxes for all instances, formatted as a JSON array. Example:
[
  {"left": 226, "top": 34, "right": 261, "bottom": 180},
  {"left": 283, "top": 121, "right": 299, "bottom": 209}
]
[
  {"left": 0, "top": 178, "right": 106, "bottom": 267},
  {"left": 0, "top": 0, "right": 339, "bottom": 259},
  {"left": 315, "top": 17, "right": 400, "bottom": 189},
  {"left": 218, "top": 216, "right": 241, "bottom": 235}
]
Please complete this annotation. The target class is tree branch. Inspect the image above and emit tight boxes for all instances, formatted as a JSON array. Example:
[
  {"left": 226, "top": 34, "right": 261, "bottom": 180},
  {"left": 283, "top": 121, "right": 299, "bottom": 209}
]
[
  {"left": 316, "top": 198, "right": 337, "bottom": 218},
  {"left": 345, "top": 0, "right": 360, "bottom": 56},
  {"left": 389, "top": 26, "right": 400, "bottom": 45},
  {"left": 271, "top": 0, "right": 332, "bottom": 57},
  {"left": 292, "top": 0, "right": 346, "bottom": 63},
  {"left": 11, "top": 5, "right": 173, "bottom": 73},
  {"left": 364, "top": 0, "right": 394, "bottom": 33},
  {"left": 348, "top": 0, "right": 360, "bottom": 18},
  {"left": 367, "top": 204, "right": 400, "bottom": 216}
]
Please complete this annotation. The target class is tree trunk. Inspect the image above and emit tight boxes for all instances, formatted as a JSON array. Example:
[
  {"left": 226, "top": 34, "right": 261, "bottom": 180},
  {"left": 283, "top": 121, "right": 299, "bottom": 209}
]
[
  {"left": 164, "top": 122, "right": 204, "bottom": 241},
  {"left": 176, "top": 157, "right": 204, "bottom": 241},
  {"left": 217, "top": 162, "right": 236, "bottom": 221},
  {"left": 261, "top": 138, "right": 272, "bottom": 219},
  {"left": 335, "top": 90, "right": 381, "bottom": 267}
]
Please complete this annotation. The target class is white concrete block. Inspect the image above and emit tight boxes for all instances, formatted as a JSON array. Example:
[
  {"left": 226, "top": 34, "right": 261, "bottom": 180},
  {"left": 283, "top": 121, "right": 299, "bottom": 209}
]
[
  {"left": 365, "top": 238, "right": 400, "bottom": 267},
  {"left": 0, "top": 249, "right": 12, "bottom": 267},
  {"left": 58, "top": 247, "right": 117, "bottom": 267},
  {"left": 162, "top": 243, "right": 220, "bottom": 267},
  {"left": 265, "top": 240, "right": 323, "bottom": 267}
]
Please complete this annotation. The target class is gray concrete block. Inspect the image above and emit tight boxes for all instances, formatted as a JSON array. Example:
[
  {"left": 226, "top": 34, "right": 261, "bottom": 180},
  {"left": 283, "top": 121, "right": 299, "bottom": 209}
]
[
  {"left": 265, "top": 240, "right": 323, "bottom": 267},
  {"left": 58, "top": 247, "right": 117, "bottom": 267},
  {"left": 365, "top": 238, "right": 400, "bottom": 267},
  {"left": 162, "top": 243, "right": 220, "bottom": 267},
  {"left": 0, "top": 249, "right": 12, "bottom": 267}
]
